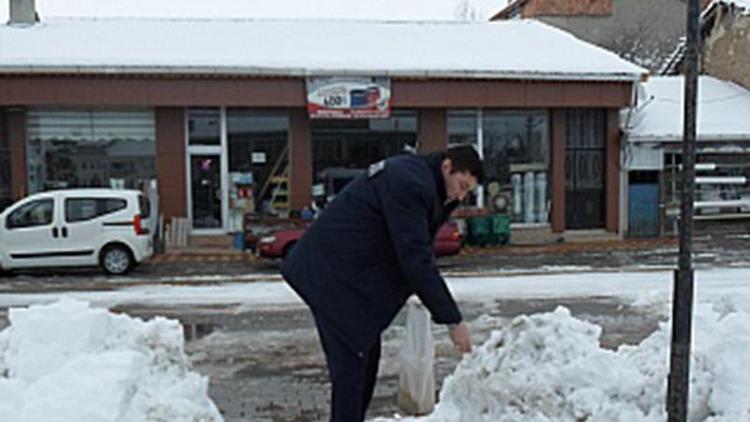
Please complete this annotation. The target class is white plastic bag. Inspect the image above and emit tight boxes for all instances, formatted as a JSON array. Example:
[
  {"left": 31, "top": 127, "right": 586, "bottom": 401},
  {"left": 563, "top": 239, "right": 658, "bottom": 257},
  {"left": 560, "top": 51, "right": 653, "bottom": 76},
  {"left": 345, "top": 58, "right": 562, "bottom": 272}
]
[{"left": 397, "top": 300, "right": 436, "bottom": 415}]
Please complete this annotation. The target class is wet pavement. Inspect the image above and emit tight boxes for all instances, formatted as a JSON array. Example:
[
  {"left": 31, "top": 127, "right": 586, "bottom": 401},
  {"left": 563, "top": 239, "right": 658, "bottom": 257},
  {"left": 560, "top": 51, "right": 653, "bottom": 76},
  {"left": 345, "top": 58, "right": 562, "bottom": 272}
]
[
  {"left": 108, "top": 296, "right": 660, "bottom": 422},
  {"left": 1, "top": 233, "right": 750, "bottom": 292}
]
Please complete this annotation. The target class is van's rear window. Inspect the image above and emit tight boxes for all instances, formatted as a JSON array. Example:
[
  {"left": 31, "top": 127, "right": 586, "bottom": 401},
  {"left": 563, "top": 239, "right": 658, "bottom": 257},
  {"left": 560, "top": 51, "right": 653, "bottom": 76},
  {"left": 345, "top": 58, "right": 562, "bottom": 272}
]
[
  {"left": 65, "top": 198, "right": 127, "bottom": 223},
  {"left": 139, "top": 195, "right": 151, "bottom": 219}
]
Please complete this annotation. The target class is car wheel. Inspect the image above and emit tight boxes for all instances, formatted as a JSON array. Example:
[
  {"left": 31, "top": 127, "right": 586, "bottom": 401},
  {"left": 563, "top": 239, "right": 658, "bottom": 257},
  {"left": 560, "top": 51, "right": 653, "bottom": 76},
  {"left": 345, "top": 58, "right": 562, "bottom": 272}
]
[
  {"left": 0, "top": 267, "right": 13, "bottom": 277},
  {"left": 101, "top": 245, "right": 134, "bottom": 275},
  {"left": 282, "top": 242, "right": 297, "bottom": 259}
]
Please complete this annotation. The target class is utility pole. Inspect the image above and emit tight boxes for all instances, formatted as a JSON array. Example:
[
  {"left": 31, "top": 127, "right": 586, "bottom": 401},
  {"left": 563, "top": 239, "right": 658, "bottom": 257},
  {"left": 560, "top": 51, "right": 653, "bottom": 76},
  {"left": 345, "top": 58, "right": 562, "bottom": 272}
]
[{"left": 666, "top": 0, "right": 699, "bottom": 420}]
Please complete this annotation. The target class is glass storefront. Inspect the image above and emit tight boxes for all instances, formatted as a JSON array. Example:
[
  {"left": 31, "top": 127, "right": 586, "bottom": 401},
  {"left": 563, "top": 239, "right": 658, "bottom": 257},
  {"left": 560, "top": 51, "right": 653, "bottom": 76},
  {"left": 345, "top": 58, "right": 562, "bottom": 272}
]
[
  {"left": 484, "top": 111, "right": 550, "bottom": 223},
  {"left": 187, "top": 108, "right": 224, "bottom": 230},
  {"left": 311, "top": 110, "right": 417, "bottom": 204},
  {"left": 227, "top": 109, "right": 289, "bottom": 217},
  {"left": 187, "top": 108, "right": 221, "bottom": 146},
  {"left": 189, "top": 154, "right": 223, "bottom": 229},
  {"left": 447, "top": 109, "right": 550, "bottom": 223},
  {"left": 187, "top": 107, "right": 291, "bottom": 231},
  {"left": 0, "top": 111, "right": 11, "bottom": 211},
  {"left": 448, "top": 110, "right": 481, "bottom": 207},
  {"left": 26, "top": 109, "right": 156, "bottom": 194}
]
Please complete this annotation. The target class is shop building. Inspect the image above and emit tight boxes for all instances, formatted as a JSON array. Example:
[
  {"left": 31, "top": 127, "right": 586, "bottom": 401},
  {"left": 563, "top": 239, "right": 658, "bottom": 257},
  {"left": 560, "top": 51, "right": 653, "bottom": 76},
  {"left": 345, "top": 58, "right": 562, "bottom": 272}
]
[
  {"left": 0, "top": 10, "right": 646, "bottom": 241},
  {"left": 622, "top": 75, "right": 750, "bottom": 236}
]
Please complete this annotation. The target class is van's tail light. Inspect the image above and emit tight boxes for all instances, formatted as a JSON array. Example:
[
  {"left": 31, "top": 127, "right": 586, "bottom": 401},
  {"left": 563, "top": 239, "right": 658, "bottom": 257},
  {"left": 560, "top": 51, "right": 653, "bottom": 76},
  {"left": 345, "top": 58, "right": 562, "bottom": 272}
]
[
  {"left": 452, "top": 229, "right": 461, "bottom": 241},
  {"left": 134, "top": 214, "right": 149, "bottom": 236}
]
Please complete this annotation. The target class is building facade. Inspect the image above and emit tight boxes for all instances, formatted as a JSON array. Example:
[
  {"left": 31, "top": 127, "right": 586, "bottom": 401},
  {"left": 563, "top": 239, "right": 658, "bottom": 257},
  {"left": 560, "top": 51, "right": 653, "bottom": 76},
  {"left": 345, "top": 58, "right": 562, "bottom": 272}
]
[
  {"left": 622, "top": 76, "right": 750, "bottom": 236},
  {"left": 0, "top": 13, "right": 646, "bottom": 242}
]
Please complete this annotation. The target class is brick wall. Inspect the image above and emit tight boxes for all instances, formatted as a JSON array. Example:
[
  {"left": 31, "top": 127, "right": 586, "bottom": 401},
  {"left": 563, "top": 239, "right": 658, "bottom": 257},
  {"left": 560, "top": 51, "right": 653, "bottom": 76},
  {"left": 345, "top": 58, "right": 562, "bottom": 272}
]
[{"left": 522, "top": 0, "right": 613, "bottom": 17}]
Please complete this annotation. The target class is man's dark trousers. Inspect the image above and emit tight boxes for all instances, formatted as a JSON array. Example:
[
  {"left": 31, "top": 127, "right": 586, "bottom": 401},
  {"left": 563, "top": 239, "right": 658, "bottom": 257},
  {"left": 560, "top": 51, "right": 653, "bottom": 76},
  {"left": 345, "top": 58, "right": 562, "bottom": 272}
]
[{"left": 314, "top": 316, "right": 381, "bottom": 422}]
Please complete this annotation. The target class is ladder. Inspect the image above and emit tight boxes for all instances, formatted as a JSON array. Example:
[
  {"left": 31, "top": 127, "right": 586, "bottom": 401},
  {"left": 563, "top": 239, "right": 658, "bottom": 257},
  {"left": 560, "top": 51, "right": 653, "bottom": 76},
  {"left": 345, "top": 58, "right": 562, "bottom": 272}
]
[
  {"left": 257, "top": 143, "right": 290, "bottom": 214},
  {"left": 269, "top": 166, "right": 290, "bottom": 212}
]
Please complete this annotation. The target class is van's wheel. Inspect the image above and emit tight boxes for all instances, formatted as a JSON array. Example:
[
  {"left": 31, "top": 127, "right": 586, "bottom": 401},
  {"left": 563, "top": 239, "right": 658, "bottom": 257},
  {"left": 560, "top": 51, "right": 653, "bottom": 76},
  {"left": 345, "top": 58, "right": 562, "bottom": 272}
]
[
  {"left": 282, "top": 242, "right": 297, "bottom": 259},
  {"left": 0, "top": 267, "right": 13, "bottom": 278},
  {"left": 101, "top": 245, "right": 134, "bottom": 275}
]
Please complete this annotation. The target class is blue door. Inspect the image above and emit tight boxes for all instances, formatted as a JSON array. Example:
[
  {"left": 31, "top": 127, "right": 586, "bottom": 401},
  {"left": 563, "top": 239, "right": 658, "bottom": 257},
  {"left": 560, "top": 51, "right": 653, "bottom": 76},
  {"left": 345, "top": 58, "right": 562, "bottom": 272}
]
[{"left": 628, "top": 183, "right": 660, "bottom": 237}]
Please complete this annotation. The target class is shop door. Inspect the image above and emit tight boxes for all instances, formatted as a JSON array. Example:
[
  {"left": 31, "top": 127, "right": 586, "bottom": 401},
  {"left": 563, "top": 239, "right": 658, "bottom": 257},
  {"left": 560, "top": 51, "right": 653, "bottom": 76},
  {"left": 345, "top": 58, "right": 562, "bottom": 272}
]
[
  {"left": 628, "top": 183, "right": 660, "bottom": 237},
  {"left": 190, "top": 154, "right": 223, "bottom": 230},
  {"left": 565, "top": 110, "right": 606, "bottom": 230}
]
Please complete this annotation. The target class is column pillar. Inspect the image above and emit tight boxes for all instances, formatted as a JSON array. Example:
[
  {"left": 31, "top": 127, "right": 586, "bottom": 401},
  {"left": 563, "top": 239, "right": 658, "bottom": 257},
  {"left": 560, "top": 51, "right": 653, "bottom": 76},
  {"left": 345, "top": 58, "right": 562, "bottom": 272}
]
[
  {"left": 155, "top": 107, "right": 187, "bottom": 219},
  {"left": 289, "top": 109, "right": 312, "bottom": 211},
  {"left": 417, "top": 109, "right": 448, "bottom": 153},
  {"left": 606, "top": 108, "right": 620, "bottom": 233},
  {"left": 551, "top": 109, "right": 566, "bottom": 233},
  {"left": 8, "top": 108, "right": 27, "bottom": 200}
]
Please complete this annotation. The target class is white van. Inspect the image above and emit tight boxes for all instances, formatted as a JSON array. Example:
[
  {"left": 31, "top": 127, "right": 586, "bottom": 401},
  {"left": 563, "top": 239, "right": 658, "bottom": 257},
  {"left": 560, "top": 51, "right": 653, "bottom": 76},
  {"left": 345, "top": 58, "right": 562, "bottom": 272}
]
[{"left": 0, "top": 189, "right": 153, "bottom": 275}]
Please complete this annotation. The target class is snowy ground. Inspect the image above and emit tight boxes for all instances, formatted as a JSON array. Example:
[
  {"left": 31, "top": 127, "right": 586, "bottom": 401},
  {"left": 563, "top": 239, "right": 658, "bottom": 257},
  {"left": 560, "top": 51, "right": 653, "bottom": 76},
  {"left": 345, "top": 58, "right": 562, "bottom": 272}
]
[
  {"left": 1, "top": 267, "right": 749, "bottom": 311},
  {"left": 375, "top": 301, "right": 750, "bottom": 421},
  {"left": 0, "top": 298, "right": 221, "bottom": 422},
  {"left": 1, "top": 267, "right": 749, "bottom": 421}
]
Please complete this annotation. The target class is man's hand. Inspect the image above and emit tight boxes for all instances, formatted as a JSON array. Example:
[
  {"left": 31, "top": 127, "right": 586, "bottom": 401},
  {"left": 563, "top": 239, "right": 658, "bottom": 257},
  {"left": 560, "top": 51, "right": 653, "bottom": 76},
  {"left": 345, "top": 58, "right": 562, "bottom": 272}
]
[{"left": 449, "top": 321, "right": 472, "bottom": 354}]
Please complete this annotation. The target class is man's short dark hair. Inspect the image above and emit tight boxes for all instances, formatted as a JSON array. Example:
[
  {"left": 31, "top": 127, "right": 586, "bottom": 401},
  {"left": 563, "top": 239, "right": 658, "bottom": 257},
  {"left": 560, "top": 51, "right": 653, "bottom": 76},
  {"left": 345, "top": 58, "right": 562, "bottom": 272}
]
[{"left": 445, "top": 145, "right": 484, "bottom": 184}]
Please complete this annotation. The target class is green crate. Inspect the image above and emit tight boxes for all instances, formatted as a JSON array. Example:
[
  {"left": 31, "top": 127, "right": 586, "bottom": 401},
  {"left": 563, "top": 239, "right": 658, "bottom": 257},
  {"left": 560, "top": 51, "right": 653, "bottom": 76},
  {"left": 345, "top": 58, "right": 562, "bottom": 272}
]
[
  {"left": 487, "top": 214, "right": 510, "bottom": 245},
  {"left": 467, "top": 215, "right": 491, "bottom": 246}
]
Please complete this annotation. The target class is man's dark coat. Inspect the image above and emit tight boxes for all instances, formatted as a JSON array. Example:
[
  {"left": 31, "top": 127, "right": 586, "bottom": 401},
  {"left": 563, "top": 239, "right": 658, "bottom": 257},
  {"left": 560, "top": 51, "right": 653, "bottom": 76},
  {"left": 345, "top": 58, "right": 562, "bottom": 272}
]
[{"left": 281, "top": 152, "right": 462, "bottom": 354}]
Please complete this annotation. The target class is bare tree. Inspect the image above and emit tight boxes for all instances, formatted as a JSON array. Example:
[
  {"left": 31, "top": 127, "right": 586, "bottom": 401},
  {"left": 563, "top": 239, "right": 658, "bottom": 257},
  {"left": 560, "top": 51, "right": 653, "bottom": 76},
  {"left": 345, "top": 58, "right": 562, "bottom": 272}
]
[
  {"left": 454, "top": 0, "right": 481, "bottom": 21},
  {"left": 604, "top": 2, "right": 683, "bottom": 71}
]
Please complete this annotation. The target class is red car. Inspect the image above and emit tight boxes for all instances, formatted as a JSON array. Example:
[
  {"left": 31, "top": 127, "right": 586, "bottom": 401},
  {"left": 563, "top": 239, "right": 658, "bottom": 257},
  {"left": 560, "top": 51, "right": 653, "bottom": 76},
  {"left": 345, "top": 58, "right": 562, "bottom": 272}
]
[{"left": 256, "top": 221, "right": 462, "bottom": 259}]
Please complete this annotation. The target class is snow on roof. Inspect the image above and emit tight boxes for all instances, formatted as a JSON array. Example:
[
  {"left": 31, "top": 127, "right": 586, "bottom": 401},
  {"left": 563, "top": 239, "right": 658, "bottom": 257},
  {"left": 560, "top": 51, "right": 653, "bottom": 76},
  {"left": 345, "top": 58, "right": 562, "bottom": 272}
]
[
  {"left": 624, "top": 76, "right": 750, "bottom": 142},
  {"left": 0, "top": 17, "right": 646, "bottom": 81}
]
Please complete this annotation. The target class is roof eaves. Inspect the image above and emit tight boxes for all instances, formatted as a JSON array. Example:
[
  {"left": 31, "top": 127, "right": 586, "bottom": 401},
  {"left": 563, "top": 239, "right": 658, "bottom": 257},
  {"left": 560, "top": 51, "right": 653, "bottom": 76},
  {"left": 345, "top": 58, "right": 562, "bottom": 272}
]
[{"left": 0, "top": 65, "right": 647, "bottom": 82}]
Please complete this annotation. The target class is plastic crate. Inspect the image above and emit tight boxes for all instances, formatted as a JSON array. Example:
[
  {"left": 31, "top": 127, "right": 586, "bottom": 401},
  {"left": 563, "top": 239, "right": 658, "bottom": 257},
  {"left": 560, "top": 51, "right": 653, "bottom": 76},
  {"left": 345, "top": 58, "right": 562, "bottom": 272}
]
[
  {"left": 488, "top": 214, "right": 510, "bottom": 245},
  {"left": 467, "top": 215, "right": 491, "bottom": 246}
]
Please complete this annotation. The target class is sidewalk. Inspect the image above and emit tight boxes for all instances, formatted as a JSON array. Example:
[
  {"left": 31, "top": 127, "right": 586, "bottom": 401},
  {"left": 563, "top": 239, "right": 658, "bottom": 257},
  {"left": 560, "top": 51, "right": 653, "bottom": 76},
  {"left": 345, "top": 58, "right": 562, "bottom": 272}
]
[
  {"left": 150, "top": 236, "right": 678, "bottom": 263},
  {"left": 140, "top": 236, "right": 690, "bottom": 278}
]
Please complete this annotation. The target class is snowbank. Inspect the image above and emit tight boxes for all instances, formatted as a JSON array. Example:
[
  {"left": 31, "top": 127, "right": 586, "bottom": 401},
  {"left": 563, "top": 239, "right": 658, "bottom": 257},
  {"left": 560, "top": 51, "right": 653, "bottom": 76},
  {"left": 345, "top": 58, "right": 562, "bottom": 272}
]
[
  {"left": 0, "top": 298, "right": 222, "bottom": 422},
  {"left": 376, "top": 299, "right": 750, "bottom": 422}
]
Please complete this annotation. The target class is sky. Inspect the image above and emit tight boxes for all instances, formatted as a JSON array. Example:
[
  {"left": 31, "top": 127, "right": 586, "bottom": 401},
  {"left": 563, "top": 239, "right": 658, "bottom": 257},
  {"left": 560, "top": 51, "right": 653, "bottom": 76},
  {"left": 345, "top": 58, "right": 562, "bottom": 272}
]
[{"left": 1, "top": 0, "right": 511, "bottom": 22}]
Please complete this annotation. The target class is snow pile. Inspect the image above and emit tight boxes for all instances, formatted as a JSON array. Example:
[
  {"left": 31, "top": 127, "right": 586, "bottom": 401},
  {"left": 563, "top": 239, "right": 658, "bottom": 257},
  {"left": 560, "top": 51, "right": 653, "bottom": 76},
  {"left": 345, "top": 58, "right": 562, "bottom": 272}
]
[
  {"left": 0, "top": 298, "right": 222, "bottom": 422},
  {"left": 376, "top": 301, "right": 750, "bottom": 422}
]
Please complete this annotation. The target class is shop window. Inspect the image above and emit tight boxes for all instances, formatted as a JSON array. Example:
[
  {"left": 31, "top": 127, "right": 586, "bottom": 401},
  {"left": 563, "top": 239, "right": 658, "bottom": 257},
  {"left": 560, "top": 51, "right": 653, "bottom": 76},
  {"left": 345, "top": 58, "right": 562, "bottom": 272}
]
[
  {"left": 188, "top": 108, "right": 221, "bottom": 146},
  {"left": 227, "top": 109, "right": 289, "bottom": 223},
  {"left": 311, "top": 110, "right": 417, "bottom": 205},
  {"left": 0, "top": 111, "right": 10, "bottom": 212},
  {"left": 448, "top": 110, "right": 478, "bottom": 147},
  {"left": 26, "top": 109, "right": 156, "bottom": 194},
  {"left": 448, "top": 109, "right": 481, "bottom": 208},
  {"left": 482, "top": 110, "right": 550, "bottom": 223}
]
